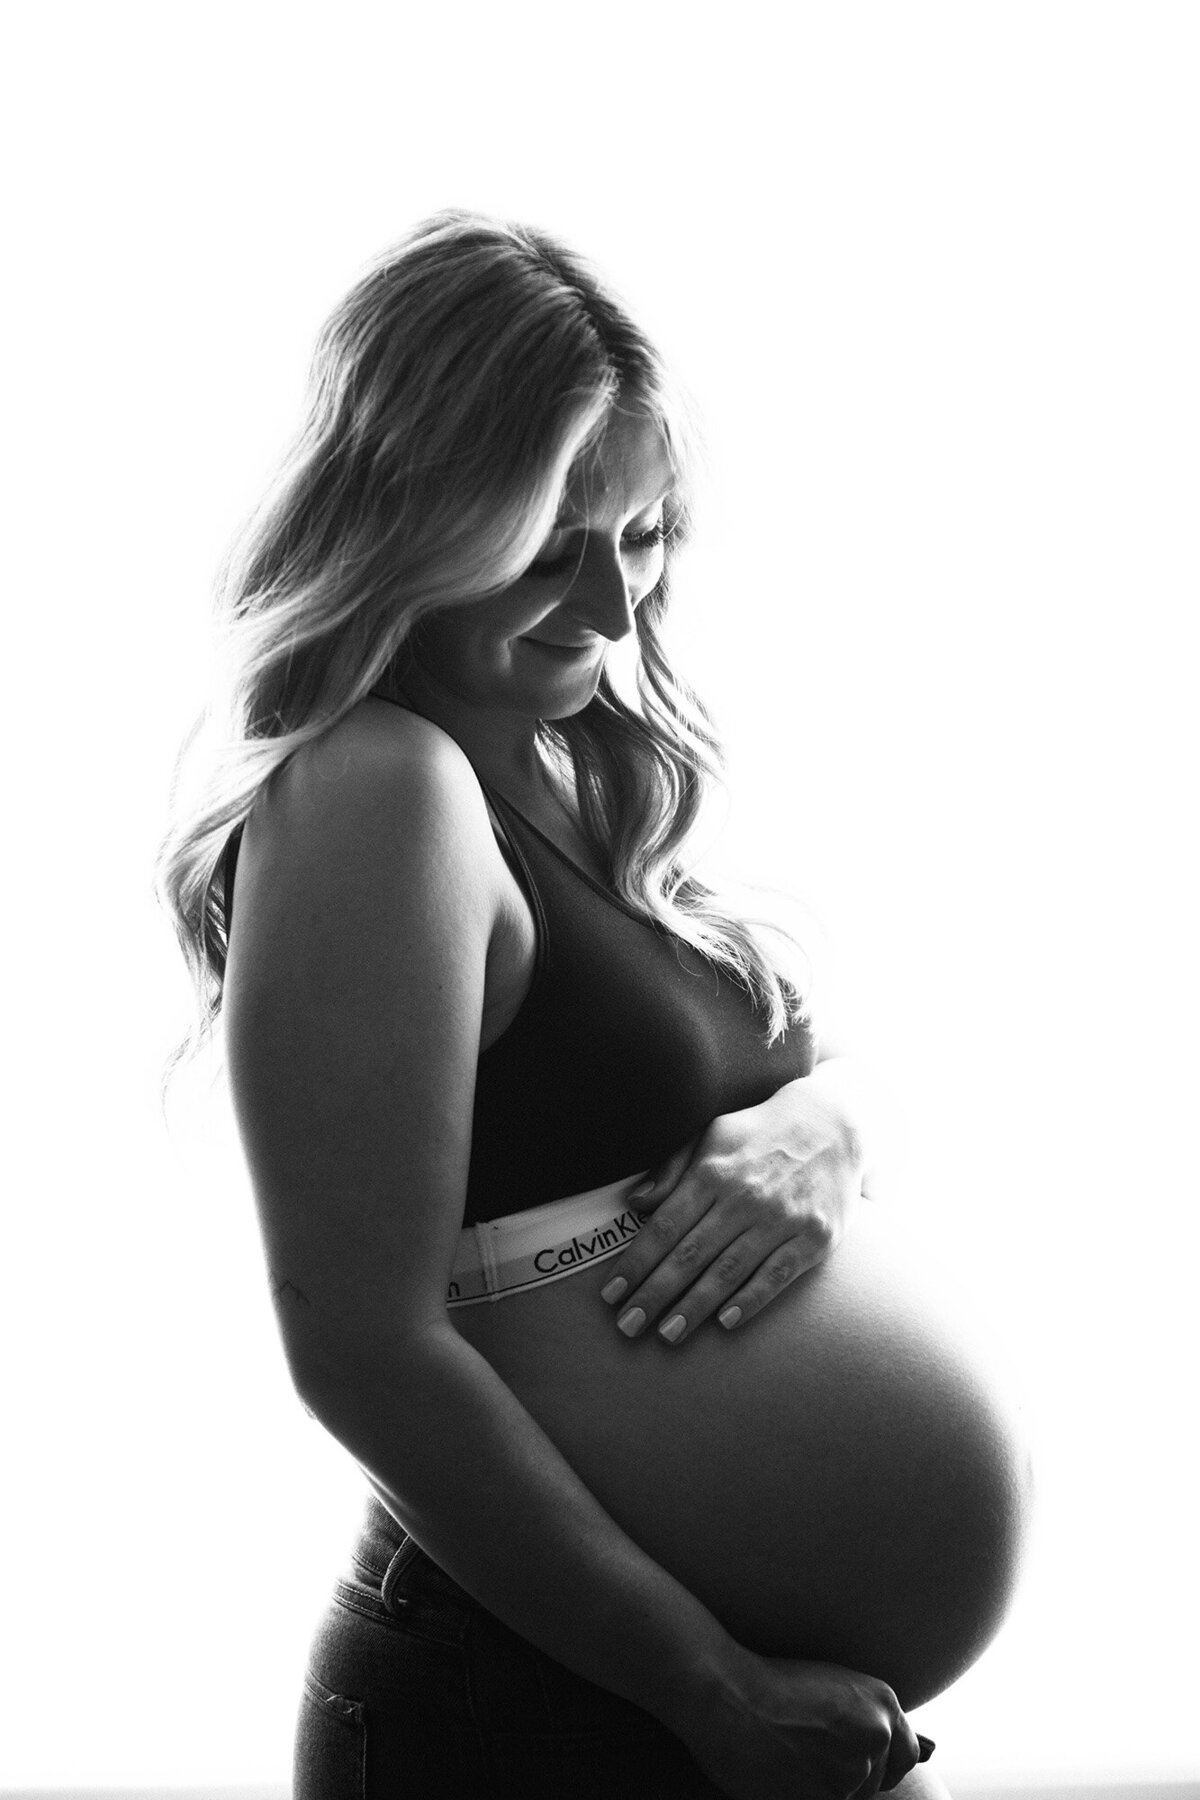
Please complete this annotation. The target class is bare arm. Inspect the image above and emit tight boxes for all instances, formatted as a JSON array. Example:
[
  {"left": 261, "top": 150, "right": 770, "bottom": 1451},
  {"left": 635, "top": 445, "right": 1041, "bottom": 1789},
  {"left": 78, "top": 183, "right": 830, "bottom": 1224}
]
[
  {"left": 222, "top": 704, "right": 734, "bottom": 1722},
  {"left": 222, "top": 701, "right": 925, "bottom": 1795}
]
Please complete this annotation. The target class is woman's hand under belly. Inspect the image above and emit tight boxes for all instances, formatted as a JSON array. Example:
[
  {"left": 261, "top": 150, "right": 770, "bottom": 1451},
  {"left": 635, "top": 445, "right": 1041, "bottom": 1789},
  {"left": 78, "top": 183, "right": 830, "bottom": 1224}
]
[{"left": 452, "top": 1201, "right": 1032, "bottom": 1709}]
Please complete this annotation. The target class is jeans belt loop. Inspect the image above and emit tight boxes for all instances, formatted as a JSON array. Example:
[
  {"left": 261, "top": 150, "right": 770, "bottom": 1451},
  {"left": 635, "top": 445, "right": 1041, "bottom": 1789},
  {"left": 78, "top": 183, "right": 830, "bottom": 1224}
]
[{"left": 380, "top": 1535, "right": 418, "bottom": 1615}]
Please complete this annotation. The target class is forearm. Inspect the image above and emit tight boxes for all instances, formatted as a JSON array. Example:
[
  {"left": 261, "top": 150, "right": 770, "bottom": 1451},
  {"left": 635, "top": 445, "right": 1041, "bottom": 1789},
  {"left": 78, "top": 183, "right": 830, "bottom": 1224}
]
[{"left": 296, "top": 1323, "right": 741, "bottom": 1729}]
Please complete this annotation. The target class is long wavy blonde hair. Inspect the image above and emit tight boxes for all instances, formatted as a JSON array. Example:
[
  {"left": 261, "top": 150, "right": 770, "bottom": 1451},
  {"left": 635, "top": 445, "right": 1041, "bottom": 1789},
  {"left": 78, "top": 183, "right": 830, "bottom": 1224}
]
[{"left": 155, "top": 209, "right": 811, "bottom": 1081}]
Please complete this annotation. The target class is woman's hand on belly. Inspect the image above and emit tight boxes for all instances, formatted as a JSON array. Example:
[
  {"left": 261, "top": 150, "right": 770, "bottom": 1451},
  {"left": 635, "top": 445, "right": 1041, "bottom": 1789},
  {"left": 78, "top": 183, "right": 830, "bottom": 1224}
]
[
  {"left": 670, "top": 1651, "right": 929, "bottom": 1800},
  {"left": 598, "top": 1076, "right": 863, "bottom": 1346}
]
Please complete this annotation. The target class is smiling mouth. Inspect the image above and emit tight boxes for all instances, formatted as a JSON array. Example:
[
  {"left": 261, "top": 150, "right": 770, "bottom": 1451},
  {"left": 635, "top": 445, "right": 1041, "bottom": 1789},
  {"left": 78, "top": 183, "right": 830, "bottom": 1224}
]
[{"left": 523, "top": 637, "right": 600, "bottom": 657}]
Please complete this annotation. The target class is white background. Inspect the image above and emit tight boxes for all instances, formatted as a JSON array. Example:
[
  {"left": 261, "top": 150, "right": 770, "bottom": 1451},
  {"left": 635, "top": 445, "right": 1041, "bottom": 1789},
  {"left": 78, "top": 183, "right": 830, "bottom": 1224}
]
[{"left": 3, "top": 1, "right": 1197, "bottom": 1790}]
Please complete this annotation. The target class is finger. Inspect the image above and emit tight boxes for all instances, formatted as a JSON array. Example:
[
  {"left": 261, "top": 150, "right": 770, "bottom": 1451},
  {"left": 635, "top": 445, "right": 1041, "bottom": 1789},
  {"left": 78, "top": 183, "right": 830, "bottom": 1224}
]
[
  {"left": 692, "top": 1232, "right": 825, "bottom": 1338},
  {"left": 596, "top": 1169, "right": 713, "bottom": 1312},
  {"left": 616, "top": 1221, "right": 768, "bottom": 1341},
  {"left": 626, "top": 1140, "right": 700, "bottom": 1216},
  {"left": 603, "top": 1195, "right": 835, "bottom": 1343},
  {"left": 605, "top": 1198, "right": 755, "bottom": 1336},
  {"left": 878, "top": 1714, "right": 924, "bottom": 1791},
  {"left": 628, "top": 1214, "right": 833, "bottom": 1344},
  {"left": 858, "top": 1741, "right": 909, "bottom": 1798},
  {"left": 665, "top": 1216, "right": 845, "bottom": 1346},
  {"left": 849, "top": 1750, "right": 888, "bottom": 1800}
]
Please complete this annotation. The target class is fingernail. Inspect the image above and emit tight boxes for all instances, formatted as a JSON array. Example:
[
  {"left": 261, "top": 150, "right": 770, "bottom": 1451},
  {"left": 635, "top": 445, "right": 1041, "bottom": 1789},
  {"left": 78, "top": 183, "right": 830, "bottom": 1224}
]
[
  {"left": 659, "top": 1313, "right": 686, "bottom": 1344},
  {"left": 617, "top": 1307, "right": 646, "bottom": 1337},
  {"left": 718, "top": 1305, "right": 742, "bottom": 1329},
  {"left": 629, "top": 1180, "right": 653, "bottom": 1200},
  {"left": 601, "top": 1276, "right": 628, "bottom": 1305},
  {"left": 917, "top": 1736, "right": 936, "bottom": 1761}
]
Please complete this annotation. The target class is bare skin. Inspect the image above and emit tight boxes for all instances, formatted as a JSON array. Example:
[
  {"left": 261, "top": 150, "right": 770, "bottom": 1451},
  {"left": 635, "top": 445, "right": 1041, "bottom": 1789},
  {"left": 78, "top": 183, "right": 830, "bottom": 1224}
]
[{"left": 225, "top": 410, "right": 1028, "bottom": 1796}]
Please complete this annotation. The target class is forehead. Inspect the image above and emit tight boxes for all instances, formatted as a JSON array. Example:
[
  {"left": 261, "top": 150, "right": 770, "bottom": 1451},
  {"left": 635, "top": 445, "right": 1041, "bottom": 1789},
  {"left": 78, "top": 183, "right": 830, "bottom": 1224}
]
[{"left": 557, "top": 409, "right": 675, "bottom": 526}]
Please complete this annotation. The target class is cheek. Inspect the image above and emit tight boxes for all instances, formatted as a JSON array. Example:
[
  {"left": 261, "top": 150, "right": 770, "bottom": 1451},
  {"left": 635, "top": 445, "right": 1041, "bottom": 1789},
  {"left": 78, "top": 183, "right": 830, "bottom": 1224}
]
[
  {"left": 415, "top": 594, "right": 552, "bottom": 684},
  {"left": 633, "top": 557, "right": 666, "bottom": 605},
  {"left": 413, "top": 612, "right": 475, "bottom": 681}
]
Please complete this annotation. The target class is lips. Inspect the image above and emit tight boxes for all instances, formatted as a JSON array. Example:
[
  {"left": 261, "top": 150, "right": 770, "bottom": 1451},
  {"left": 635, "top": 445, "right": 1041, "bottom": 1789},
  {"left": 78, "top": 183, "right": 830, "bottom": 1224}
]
[{"left": 523, "top": 637, "right": 598, "bottom": 655}]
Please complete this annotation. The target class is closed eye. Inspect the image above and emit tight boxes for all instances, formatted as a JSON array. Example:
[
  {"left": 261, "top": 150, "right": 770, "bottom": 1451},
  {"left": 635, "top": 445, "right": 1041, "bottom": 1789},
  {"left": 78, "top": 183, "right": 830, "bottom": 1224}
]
[{"left": 525, "top": 522, "right": 669, "bottom": 580}]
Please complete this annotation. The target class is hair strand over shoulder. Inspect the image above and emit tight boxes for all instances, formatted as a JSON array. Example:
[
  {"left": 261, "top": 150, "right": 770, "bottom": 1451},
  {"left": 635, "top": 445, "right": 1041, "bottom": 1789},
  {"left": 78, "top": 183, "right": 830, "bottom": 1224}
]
[{"left": 155, "top": 209, "right": 811, "bottom": 1087}]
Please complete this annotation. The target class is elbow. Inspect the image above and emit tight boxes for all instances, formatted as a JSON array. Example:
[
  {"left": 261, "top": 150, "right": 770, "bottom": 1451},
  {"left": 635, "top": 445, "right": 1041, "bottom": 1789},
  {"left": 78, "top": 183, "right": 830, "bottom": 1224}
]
[{"left": 284, "top": 1313, "right": 458, "bottom": 1436}]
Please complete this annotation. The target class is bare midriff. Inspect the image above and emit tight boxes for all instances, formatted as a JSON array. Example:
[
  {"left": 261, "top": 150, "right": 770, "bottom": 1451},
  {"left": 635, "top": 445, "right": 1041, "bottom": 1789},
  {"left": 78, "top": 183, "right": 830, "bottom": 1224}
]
[{"left": 451, "top": 1200, "right": 1031, "bottom": 1709}]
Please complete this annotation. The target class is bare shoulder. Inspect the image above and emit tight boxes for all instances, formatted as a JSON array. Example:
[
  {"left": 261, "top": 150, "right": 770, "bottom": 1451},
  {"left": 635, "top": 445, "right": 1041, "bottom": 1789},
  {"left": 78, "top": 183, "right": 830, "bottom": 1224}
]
[
  {"left": 229, "top": 699, "right": 500, "bottom": 952},
  {"left": 277, "top": 693, "right": 477, "bottom": 791},
  {"left": 223, "top": 699, "right": 499, "bottom": 1380},
  {"left": 253, "top": 697, "right": 492, "bottom": 866}
]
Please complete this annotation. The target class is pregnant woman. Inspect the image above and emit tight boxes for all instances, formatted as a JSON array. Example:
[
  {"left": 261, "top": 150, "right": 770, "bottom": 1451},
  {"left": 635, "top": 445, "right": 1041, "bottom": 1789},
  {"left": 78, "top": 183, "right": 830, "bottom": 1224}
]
[{"left": 157, "top": 210, "right": 1031, "bottom": 1798}]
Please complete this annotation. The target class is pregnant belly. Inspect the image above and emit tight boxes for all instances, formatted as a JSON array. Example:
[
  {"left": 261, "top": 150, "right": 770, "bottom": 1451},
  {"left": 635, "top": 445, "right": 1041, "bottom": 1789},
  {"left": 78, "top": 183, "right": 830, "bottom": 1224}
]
[{"left": 452, "top": 1200, "right": 1032, "bottom": 1708}]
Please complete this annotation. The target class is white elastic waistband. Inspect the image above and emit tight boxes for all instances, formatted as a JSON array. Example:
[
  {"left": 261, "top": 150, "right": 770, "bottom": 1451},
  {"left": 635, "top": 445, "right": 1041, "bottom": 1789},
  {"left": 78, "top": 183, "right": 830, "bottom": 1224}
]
[{"left": 447, "top": 1173, "right": 650, "bottom": 1307}]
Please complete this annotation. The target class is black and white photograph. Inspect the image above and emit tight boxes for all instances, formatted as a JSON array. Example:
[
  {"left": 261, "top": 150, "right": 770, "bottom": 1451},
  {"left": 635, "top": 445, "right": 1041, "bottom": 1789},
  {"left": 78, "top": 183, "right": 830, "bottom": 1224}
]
[{"left": 4, "top": 5, "right": 1197, "bottom": 1799}]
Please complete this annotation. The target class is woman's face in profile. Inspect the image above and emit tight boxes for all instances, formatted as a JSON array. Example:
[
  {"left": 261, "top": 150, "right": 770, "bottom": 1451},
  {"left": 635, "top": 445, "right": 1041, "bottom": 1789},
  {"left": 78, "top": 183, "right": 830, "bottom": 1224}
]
[{"left": 411, "top": 408, "right": 675, "bottom": 724}]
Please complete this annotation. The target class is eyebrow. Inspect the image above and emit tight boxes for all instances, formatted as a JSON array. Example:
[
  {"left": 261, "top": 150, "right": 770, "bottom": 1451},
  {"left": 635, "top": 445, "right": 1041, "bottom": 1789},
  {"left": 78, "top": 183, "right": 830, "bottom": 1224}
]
[{"left": 553, "top": 483, "right": 673, "bottom": 530}]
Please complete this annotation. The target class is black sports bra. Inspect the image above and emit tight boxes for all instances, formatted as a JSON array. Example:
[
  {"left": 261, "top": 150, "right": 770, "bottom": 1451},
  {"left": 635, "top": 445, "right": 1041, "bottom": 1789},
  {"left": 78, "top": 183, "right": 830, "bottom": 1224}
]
[
  {"left": 462, "top": 785, "right": 814, "bottom": 1221},
  {"left": 221, "top": 714, "right": 815, "bottom": 1225}
]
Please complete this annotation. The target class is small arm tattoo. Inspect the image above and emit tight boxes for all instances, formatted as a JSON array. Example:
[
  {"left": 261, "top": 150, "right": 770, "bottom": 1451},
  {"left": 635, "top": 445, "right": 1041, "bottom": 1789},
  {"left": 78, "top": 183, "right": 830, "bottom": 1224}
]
[{"left": 269, "top": 1269, "right": 312, "bottom": 1310}]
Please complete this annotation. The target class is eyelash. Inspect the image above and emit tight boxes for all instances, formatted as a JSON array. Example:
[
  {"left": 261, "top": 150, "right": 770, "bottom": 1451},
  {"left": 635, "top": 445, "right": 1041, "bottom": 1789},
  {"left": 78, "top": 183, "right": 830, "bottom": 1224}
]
[{"left": 525, "top": 522, "right": 668, "bottom": 580}]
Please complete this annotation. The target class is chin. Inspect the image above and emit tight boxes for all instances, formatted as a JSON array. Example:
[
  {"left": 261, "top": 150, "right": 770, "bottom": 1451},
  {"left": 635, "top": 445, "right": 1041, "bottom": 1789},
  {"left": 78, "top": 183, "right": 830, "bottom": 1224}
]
[
  {"left": 516, "top": 663, "right": 605, "bottom": 720},
  {"left": 538, "top": 687, "right": 600, "bottom": 721}
]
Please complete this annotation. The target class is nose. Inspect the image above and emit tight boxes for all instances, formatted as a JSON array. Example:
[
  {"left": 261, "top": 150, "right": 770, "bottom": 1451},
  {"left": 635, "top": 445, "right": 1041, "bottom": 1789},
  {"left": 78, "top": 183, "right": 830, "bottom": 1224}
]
[{"left": 568, "top": 543, "right": 638, "bottom": 642}]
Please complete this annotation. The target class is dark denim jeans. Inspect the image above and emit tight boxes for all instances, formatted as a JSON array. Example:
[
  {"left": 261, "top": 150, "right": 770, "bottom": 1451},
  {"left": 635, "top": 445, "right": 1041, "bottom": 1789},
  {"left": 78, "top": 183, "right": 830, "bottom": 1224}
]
[{"left": 294, "top": 1494, "right": 729, "bottom": 1798}]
